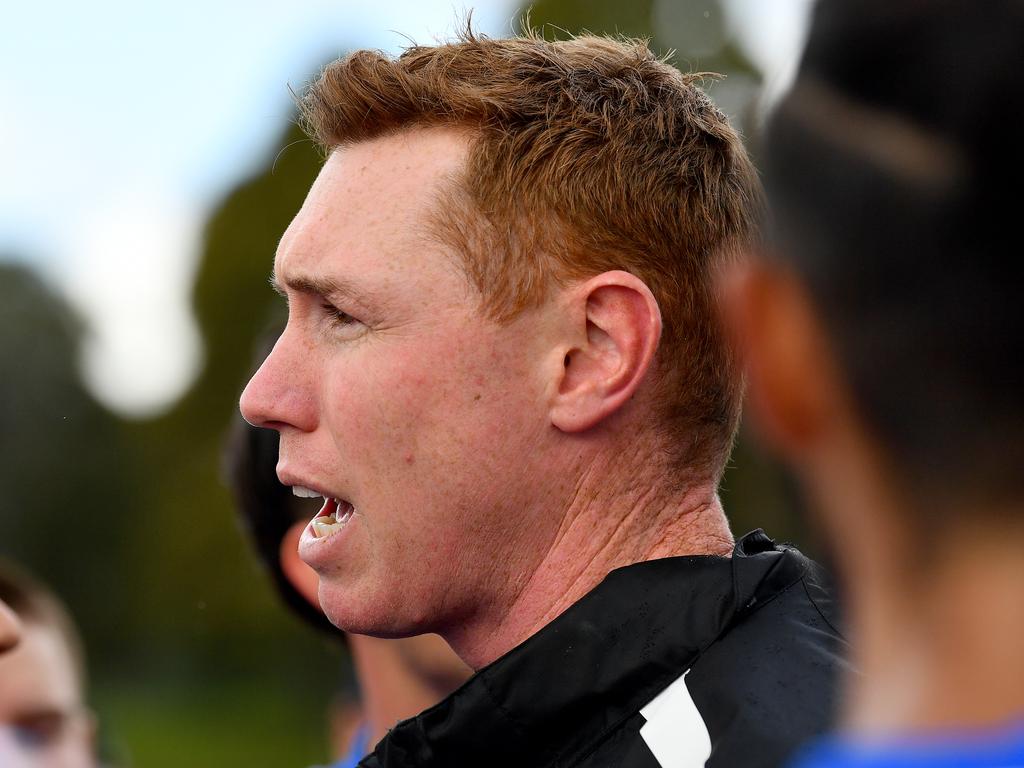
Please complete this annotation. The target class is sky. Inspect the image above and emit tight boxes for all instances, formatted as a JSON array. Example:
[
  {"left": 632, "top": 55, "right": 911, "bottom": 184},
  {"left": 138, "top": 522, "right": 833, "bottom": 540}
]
[{"left": 0, "top": 0, "right": 814, "bottom": 416}]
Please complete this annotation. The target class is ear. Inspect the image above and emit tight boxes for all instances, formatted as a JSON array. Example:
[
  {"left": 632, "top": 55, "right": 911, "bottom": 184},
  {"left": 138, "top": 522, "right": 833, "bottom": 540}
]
[
  {"left": 719, "top": 259, "right": 842, "bottom": 462},
  {"left": 279, "top": 521, "right": 322, "bottom": 610},
  {"left": 551, "top": 270, "right": 662, "bottom": 432}
]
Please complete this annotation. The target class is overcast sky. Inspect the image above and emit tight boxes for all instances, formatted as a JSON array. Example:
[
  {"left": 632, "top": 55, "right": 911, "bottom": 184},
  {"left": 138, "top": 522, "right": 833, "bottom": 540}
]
[{"left": 0, "top": 0, "right": 813, "bottom": 416}]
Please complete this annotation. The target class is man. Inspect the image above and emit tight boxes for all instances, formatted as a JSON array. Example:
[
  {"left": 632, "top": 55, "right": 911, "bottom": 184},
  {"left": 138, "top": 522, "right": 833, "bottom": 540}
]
[
  {"left": 725, "top": 1, "right": 1024, "bottom": 766},
  {"left": 0, "top": 562, "right": 96, "bottom": 768},
  {"left": 241, "top": 30, "right": 847, "bottom": 767},
  {"left": 225, "top": 413, "right": 471, "bottom": 767}
]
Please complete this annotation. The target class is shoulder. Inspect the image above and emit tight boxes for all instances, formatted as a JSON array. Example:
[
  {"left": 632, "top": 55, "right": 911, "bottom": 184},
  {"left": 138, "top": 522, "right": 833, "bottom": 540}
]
[{"left": 688, "top": 546, "right": 852, "bottom": 767}]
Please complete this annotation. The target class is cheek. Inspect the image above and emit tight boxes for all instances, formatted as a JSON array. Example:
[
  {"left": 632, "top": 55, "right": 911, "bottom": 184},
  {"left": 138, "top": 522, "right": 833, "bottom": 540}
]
[
  {"left": 319, "top": 329, "right": 543, "bottom": 499},
  {"left": 319, "top": 347, "right": 449, "bottom": 462}
]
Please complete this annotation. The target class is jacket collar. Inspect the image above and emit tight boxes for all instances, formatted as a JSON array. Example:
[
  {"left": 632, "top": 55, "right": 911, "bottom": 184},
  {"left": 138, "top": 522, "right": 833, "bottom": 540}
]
[{"left": 364, "top": 530, "right": 808, "bottom": 767}]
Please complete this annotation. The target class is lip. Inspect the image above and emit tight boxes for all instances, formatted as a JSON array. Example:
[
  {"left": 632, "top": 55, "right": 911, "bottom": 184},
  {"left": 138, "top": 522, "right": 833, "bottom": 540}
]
[
  {"left": 298, "top": 502, "right": 357, "bottom": 571},
  {"left": 278, "top": 471, "right": 346, "bottom": 512},
  {"left": 276, "top": 468, "right": 335, "bottom": 499},
  {"left": 278, "top": 467, "right": 358, "bottom": 570}
]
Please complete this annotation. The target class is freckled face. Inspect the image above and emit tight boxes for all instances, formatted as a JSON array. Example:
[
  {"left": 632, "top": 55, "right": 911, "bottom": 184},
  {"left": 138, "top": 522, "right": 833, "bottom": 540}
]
[{"left": 240, "top": 129, "right": 562, "bottom": 636}]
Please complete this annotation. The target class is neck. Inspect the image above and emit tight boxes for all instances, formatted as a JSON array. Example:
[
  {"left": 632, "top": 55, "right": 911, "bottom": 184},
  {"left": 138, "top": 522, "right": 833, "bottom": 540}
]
[
  {"left": 808, "top": 421, "right": 1024, "bottom": 737},
  {"left": 446, "top": 450, "right": 734, "bottom": 669},
  {"left": 347, "top": 634, "right": 460, "bottom": 745},
  {"left": 841, "top": 516, "right": 1024, "bottom": 736}
]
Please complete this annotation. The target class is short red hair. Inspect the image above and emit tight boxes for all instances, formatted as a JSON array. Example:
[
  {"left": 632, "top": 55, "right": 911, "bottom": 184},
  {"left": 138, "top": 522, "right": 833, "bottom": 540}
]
[{"left": 300, "top": 30, "right": 762, "bottom": 480}]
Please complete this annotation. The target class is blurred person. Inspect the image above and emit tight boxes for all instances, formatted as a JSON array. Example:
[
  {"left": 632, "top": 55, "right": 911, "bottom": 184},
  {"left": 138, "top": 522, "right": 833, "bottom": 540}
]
[
  {"left": 226, "top": 412, "right": 472, "bottom": 768},
  {"left": 0, "top": 561, "right": 95, "bottom": 768},
  {"left": 725, "top": 1, "right": 1024, "bottom": 766},
  {"left": 240, "top": 29, "right": 848, "bottom": 768}
]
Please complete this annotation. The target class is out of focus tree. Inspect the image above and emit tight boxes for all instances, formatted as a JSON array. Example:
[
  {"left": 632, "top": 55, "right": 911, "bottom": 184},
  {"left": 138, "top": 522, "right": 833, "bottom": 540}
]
[
  {"left": 0, "top": 261, "right": 137, "bottom": 671},
  {"left": 91, "top": 119, "right": 339, "bottom": 766},
  {"left": 123, "top": 120, "right": 327, "bottom": 674},
  {"left": 1, "top": 169, "right": 340, "bottom": 763}
]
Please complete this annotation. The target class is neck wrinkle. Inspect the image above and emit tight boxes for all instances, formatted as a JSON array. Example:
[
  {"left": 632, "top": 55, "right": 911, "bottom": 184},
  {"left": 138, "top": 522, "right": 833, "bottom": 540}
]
[{"left": 448, "top": 446, "right": 733, "bottom": 670}]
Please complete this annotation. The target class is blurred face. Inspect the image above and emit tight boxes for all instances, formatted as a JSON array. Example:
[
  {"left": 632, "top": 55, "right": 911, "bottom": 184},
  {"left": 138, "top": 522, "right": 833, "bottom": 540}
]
[
  {"left": 0, "top": 623, "right": 93, "bottom": 768},
  {"left": 240, "top": 128, "right": 562, "bottom": 638}
]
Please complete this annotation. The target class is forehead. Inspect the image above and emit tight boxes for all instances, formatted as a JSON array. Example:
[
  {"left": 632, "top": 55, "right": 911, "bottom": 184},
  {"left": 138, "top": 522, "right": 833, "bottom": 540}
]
[{"left": 274, "top": 128, "right": 471, "bottom": 291}]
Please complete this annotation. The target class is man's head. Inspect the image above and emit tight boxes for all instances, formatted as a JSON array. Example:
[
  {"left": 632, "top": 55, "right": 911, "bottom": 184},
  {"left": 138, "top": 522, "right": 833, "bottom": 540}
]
[
  {"left": 0, "top": 562, "right": 94, "bottom": 768},
  {"left": 726, "top": 0, "right": 1024, "bottom": 551},
  {"left": 240, "top": 30, "right": 760, "bottom": 641}
]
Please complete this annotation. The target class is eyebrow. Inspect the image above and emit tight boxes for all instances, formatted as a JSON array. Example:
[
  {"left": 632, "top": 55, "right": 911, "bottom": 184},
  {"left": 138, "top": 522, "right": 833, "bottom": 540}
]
[
  {"left": 271, "top": 271, "right": 354, "bottom": 301},
  {"left": 268, "top": 270, "right": 383, "bottom": 317}
]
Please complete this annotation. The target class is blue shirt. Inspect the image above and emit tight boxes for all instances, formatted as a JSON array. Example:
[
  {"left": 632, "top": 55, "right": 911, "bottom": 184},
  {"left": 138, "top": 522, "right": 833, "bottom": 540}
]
[{"left": 791, "top": 722, "right": 1024, "bottom": 768}]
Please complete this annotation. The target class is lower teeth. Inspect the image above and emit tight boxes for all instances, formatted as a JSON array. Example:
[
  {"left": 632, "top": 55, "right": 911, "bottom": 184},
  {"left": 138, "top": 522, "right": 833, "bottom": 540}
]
[{"left": 311, "top": 505, "right": 353, "bottom": 539}]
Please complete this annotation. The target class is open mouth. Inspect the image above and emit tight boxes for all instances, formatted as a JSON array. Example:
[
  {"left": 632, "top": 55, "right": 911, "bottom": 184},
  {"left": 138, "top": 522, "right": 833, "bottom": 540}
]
[{"left": 293, "top": 487, "right": 354, "bottom": 540}]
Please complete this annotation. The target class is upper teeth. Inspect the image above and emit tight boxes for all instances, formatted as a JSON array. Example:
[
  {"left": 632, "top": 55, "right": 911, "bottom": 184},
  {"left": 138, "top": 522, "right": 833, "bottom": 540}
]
[{"left": 292, "top": 486, "right": 322, "bottom": 498}]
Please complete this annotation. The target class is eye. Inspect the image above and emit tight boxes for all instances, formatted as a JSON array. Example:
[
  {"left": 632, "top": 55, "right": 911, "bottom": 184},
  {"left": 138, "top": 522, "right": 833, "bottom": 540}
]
[{"left": 321, "top": 302, "right": 359, "bottom": 328}]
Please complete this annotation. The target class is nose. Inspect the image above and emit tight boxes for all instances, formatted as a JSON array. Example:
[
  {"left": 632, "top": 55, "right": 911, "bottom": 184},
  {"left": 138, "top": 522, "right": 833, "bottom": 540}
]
[
  {"left": 239, "top": 330, "right": 318, "bottom": 433},
  {"left": 0, "top": 599, "right": 21, "bottom": 653}
]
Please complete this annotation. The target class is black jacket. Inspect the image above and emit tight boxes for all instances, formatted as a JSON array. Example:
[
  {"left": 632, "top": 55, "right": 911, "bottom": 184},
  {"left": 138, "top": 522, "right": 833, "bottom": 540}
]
[{"left": 359, "top": 530, "right": 849, "bottom": 768}]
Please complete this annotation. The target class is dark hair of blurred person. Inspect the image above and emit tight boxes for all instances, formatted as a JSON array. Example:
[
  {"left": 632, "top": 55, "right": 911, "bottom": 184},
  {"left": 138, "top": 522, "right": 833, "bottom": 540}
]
[
  {"left": 225, "top": 401, "right": 471, "bottom": 767},
  {"left": 0, "top": 560, "right": 96, "bottom": 768},
  {"left": 725, "top": 1, "right": 1024, "bottom": 766}
]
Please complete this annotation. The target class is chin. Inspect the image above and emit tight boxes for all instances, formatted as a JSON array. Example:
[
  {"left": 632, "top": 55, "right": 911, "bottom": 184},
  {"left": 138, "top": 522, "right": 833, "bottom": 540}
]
[{"left": 319, "top": 581, "right": 433, "bottom": 639}]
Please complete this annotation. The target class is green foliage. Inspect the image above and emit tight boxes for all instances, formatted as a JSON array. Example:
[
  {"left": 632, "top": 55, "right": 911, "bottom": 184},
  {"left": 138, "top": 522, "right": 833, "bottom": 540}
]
[
  {"left": 524, "top": 0, "right": 656, "bottom": 40},
  {"left": 0, "top": 264, "right": 139, "bottom": 666},
  {"left": 123, "top": 121, "right": 324, "bottom": 665},
  {"left": 94, "top": 675, "right": 336, "bottom": 768}
]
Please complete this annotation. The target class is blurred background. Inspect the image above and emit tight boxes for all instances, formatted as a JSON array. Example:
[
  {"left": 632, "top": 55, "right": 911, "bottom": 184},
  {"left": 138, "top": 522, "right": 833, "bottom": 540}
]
[{"left": 1, "top": 1, "right": 816, "bottom": 765}]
